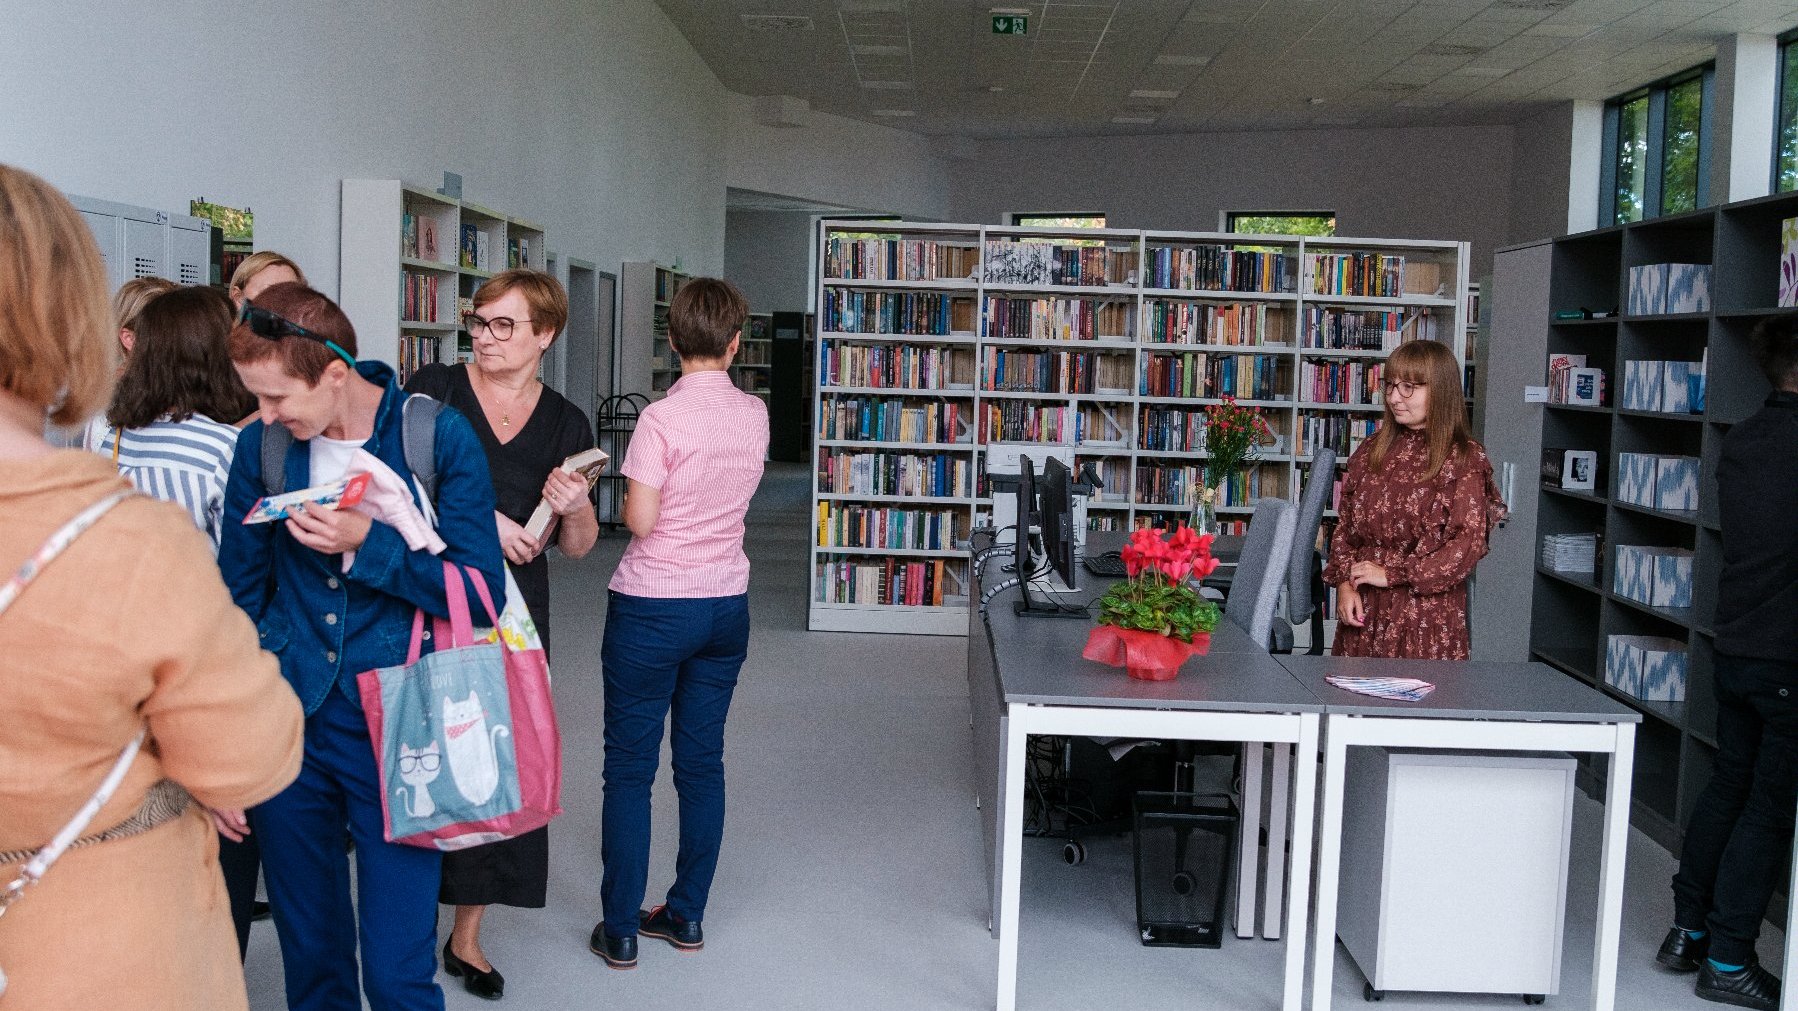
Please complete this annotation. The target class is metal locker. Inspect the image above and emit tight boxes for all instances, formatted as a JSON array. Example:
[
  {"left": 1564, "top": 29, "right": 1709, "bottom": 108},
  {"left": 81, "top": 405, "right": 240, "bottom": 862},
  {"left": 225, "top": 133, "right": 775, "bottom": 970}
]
[
  {"left": 168, "top": 215, "right": 210, "bottom": 287},
  {"left": 122, "top": 215, "right": 166, "bottom": 281},
  {"left": 77, "top": 208, "right": 121, "bottom": 285}
]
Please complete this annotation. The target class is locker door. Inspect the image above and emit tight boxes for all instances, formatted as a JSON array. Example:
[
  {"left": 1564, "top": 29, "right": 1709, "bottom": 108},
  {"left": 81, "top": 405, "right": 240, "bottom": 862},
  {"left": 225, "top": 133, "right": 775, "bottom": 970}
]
[
  {"left": 79, "top": 209, "right": 122, "bottom": 287},
  {"left": 169, "top": 219, "right": 210, "bottom": 286},
  {"left": 122, "top": 216, "right": 167, "bottom": 280}
]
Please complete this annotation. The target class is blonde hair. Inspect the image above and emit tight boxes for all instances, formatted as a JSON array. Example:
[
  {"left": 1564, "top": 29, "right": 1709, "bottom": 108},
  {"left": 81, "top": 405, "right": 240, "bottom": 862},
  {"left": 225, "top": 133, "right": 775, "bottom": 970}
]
[
  {"left": 0, "top": 163, "right": 116, "bottom": 425},
  {"left": 228, "top": 250, "right": 307, "bottom": 298},
  {"left": 112, "top": 276, "right": 177, "bottom": 334}
]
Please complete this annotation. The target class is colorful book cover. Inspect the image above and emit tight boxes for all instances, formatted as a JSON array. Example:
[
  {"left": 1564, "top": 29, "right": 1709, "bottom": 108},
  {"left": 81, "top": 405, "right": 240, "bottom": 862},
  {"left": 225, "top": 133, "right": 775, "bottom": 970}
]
[
  {"left": 419, "top": 217, "right": 439, "bottom": 261},
  {"left": 460, "top": 223, "right": 478, "bottom": 269},
  {"left": 1781, "top": 218, "right": 1798, "bottom": 307}
]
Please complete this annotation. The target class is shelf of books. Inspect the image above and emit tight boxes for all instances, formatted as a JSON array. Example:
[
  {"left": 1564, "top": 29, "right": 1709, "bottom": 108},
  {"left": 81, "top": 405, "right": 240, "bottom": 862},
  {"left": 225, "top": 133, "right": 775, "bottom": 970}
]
[
  {"left": 339, "top": 180, "right": 544, "bottom": 384},
  {"left": 811, "top": 220, "right": 1470, "bottom": 635},
  {"left": 621, "top": 261, "right": 691, "bottom": 400}
]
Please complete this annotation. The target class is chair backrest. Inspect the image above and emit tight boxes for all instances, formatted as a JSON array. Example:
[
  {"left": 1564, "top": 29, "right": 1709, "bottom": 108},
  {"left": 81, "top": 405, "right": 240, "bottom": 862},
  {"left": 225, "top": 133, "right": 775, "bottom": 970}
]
[
  {"left": 1285, "top": 449, "right": 1339, "bottom": 624},
  {"left": 1224, "top": 497, "right": 1299, "bottom": 649}
]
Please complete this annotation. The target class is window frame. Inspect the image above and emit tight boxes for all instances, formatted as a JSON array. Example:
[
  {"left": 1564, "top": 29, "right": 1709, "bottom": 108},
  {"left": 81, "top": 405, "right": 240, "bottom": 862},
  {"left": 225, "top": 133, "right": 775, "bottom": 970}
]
[
  {"left": 1009, "top": 212, "right": 1107, "bottom": 229},
  {"left": 1223, "top": 211, "right": 1337, "bottom": 236},
  {"left": 1600, "top": 63, "right": 1714, "bottom": 225},
  {"left": 1771, "top": 26, "right": 1798, "bottom": 192}
]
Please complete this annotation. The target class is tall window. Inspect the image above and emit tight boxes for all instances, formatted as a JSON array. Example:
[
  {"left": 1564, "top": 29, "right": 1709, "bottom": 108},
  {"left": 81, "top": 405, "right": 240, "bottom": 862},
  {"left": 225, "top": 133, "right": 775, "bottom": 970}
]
[
  {"left": 1603, "top": 66, "right": 1712, "bottom": 225},
  {"left": 1775, "top": 30, "right": 1798, "bottom": 191},
  {"left": 1011, "top": 213, "right": 1106, "bottom": 229},
  {"left": 1226, "top": 212, "right": 1336, "bottom": 236}
]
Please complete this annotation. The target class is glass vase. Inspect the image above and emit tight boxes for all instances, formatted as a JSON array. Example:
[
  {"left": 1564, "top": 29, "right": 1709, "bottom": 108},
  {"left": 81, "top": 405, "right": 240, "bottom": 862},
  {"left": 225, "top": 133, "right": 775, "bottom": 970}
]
[{"left": 1188, "top": 496, "right": 1216, "bottom": 536}]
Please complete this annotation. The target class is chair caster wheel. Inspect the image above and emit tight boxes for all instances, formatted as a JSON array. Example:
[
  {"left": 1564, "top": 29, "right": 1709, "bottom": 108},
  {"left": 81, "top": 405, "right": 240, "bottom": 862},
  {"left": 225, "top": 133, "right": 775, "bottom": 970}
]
[
  {"left": 1061, "top": 840, "right": 1086, "bottom": 865},
  {"left": 1523, "top": 996, "right": 1545, "bottom": 1006},
  {"left": 1363, "top": 982, "right": 1384, "bottom": 1002}
]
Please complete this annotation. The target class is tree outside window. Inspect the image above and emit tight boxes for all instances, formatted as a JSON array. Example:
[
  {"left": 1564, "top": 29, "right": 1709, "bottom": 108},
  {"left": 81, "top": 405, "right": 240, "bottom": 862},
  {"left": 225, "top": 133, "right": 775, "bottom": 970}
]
[
  {"left": 1012, "top": 214, "right": 1107, "bottom": 229},
  {"left": 1777, "top": 36, "right": 1798, "bottom": 192},
  {"left": 1615, "top": 95, "right": 1650, "bottom": 224},
  {"left": 1226, "top": 213, "right": 1336, "bottom": 237},
  {"left": 1661, "top": 77, "right": 1703, "bottom": 215}
]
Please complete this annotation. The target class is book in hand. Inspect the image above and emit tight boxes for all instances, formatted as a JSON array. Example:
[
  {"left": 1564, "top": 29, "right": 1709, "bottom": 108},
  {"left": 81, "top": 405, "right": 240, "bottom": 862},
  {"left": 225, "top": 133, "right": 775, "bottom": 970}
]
[
  {"left": 244, "top": 472, "right": 372, "bottom": 524},
  {"left": 524, "top": 447, "right": 610, "bottom": 540}
]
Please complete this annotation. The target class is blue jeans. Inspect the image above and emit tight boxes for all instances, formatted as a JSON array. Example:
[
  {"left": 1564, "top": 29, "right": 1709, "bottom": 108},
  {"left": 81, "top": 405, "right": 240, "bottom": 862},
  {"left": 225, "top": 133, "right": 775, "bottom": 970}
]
[
  {"left": 600, "top": 590, "right": 750, "bottom": 938},
  {"left": 253, "top": 689, "right": 444, "bottom": 1011},
  {"left": 1672, "top": 652, "right": 1798, "bottom": 966}
]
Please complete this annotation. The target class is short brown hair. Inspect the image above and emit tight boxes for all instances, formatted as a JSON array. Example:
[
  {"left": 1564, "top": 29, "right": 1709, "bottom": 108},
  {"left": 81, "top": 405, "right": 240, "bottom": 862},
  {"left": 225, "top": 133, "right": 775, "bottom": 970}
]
[
  {"left": 473, "top": 269, "right": 568, "bottom": 341},
  {"left": 0, "top": 163, "right": 116, "bottom": 425},
  {"left": 113, "top": 276, "right": 178, "bottom": 334},
  {"left": 1751, "top": 312, "right": 1798, "bottom": 389},
  {"left": 667, "top": 277, "right": 747, "bottom": 361},
  {"left": 109, "top": 286, "right": 254, "bottom": 429},
  {"left": 228, "top": 282, "right": 359, "bottom": 384},
  {"left": 228, "top": 250, "right": 307, "bottom": 297},
  {"left": 1366, "top": 338, "right": 1470, "bottom": 480}
]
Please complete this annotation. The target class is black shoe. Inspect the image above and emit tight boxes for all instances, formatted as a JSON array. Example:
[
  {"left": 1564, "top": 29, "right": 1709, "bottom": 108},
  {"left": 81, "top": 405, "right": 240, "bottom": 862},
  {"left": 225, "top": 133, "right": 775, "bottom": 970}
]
[
  {"left": 1696, "top": 959, "right": 1781, "bottom": 1010},
  {"left": 639, "top": 904, "right": 704, "bottom": 952},
  {"left": 588, "top": 925, "right": 637, "bottom": 970},
  {"left": 441, "top": 941, "right": 504, "bottom": 1000},
  {"left": 250, "top": 900, "right": 272, "bottom": 922},
  {"left": 1657, "top": 927, "right": 1710, "bottom": 973}
]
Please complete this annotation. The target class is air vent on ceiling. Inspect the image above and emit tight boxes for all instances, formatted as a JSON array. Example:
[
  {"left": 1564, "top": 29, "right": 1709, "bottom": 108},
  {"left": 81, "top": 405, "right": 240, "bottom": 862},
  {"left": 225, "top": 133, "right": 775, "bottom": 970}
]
[
  {"left": 1424, "top": 43, "right": 1487, "bottom": 57},
  {"left": 1369, "top": 81, "right": 1421, "bottom": 93},
  {"left": 740, "top": 14, "right": 815, "bottom": 31},
  {"left": 1498, "top": 0, "right": 1571, "bottom": 10}
]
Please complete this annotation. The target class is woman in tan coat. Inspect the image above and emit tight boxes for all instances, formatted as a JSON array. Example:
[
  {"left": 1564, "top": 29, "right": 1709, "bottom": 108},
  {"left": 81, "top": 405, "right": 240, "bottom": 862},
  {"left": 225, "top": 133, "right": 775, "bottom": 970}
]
[{"left": 0, "top": 163, "right": 304, "bottom": 1010}]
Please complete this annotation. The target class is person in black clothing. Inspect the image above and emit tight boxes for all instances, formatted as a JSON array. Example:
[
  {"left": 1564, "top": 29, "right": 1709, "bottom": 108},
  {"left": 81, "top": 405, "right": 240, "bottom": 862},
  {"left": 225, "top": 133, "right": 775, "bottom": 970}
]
[
  {"left": 405, "top": 269, "right": 599, "bottom": 1000},
  {"left": 1658, "top": 312, "right": 1798, "bottom": 1011}
]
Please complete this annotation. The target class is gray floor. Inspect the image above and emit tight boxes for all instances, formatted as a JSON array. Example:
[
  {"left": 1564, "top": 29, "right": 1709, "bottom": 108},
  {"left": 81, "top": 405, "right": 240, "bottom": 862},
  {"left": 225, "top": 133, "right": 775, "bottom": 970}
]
[{"left": 246, "top": 461, "right": 1784, "bottom": 1010}]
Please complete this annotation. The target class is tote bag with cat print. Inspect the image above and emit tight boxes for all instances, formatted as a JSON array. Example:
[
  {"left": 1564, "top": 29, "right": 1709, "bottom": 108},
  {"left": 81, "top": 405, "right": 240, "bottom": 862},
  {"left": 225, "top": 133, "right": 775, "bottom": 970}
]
[{"left": 357, "top": 561, "right": 563, "bottom": 850}]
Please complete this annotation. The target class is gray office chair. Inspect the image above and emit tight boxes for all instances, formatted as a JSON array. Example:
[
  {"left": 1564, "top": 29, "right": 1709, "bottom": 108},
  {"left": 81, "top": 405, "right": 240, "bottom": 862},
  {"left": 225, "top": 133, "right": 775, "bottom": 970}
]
[
  {"left": 1271, "top": 449, "right": 1339, "bottom": 655},
  {"left": 1222, "top": 497, "right": 1299, "bottom": 650}
]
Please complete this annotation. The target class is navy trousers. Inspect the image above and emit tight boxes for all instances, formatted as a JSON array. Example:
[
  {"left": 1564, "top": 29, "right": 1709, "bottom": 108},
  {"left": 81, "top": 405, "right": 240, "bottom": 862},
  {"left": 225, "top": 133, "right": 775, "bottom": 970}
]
[
  {"left": 254, "top": 688, "right": 445, "bottom": 1011},
  {"left": 600, "top": 590, "right": 750, "bottom": 938},
  {"left": 1672, "top": 652, "right": 1798, "bottom": 966}
]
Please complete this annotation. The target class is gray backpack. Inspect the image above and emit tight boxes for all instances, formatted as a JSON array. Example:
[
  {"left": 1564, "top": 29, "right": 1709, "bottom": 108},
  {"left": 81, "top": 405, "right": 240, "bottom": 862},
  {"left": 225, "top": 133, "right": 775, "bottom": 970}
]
[{"left": 260, "top": 395, "right": 444, "bottom": 502}]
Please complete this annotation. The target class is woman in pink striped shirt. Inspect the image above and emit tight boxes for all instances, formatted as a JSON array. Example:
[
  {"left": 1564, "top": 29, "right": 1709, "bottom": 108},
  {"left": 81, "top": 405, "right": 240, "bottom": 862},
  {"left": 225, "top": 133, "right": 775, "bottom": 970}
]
[{"left": 589, "top": 278, "right": 768, "bottom": 969}]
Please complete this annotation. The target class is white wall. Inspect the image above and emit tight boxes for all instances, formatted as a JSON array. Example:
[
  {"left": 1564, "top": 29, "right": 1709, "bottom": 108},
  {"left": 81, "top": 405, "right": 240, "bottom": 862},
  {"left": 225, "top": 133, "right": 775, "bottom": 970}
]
[
  {"left": 726, "top": 95, "right": 954, "bottom": 220},
  {"left": 724, "top": 210, "right": 816, "bottom": 313},
  {"left": 0, "top": 0, "right": 730, "bottom": 307},
  {"left": 949, "top": 125, "right": 1517, "bottom": 276}
]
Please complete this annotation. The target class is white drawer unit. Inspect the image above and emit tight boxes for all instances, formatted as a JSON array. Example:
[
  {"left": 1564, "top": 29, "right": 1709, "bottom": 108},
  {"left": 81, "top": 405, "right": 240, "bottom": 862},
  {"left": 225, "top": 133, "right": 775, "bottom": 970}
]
[{"left": 1337, "top": 747, "right": 1576, "bottom": 1003}]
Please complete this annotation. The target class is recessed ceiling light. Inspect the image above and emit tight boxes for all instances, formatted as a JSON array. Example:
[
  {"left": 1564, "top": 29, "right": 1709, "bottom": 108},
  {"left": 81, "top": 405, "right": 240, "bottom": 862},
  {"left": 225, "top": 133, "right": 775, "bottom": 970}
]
[
  {"left": 1154, "top": 54, "right": 1211, "bottom": 67},
  {"left": 740, "top": 14, "right": 814, "bottom": 31},
  {"left": 1112, "top": 115, "right": 1156, "bottom": 124},
  {"left": 987, "top": 85, "right": 1007, "bottom": 93},
  {"left": 1130, "top": 89, "right": 1181, "bottom": 100},
  {"left": 871, "top": 109, "right": 917, "bottom": 117},
  {"left": 1308, "top": 96, "right": 1327, "bottom": 105},
  {"left": 861, "top": 80, "right": 913, "bottom": 89},
  {"left": 851, "top": 44, "right": 906, "bottom": 56}
]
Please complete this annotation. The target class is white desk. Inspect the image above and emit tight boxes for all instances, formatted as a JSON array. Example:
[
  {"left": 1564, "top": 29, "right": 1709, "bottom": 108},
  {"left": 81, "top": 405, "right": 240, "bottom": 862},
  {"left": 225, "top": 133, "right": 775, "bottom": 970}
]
[{"left": 1278, "top": 655, "right": 1643, "bottom": 1011}]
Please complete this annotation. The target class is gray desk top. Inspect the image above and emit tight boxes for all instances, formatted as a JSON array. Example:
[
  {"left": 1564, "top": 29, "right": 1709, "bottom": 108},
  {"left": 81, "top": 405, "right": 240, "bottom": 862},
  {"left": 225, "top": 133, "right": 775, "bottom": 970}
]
[{"left": 1273, "top": 655, "right": 1642, "bottom": 724}]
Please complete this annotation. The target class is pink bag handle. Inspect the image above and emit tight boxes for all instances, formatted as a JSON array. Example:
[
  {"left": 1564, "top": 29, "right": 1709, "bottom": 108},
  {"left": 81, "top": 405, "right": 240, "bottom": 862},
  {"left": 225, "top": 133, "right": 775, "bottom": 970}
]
[{"left": 405, "top": 561, "right": 504, "bottom": 663}]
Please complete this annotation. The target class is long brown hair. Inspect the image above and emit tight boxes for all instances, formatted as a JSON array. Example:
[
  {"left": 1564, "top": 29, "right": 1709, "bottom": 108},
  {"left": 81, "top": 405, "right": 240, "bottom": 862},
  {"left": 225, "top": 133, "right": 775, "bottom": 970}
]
[
  {"left": 1365, "top": 338, "right": 1469, "bottom": 480},
  {"left": 108, "top": 286, "right": 255, "bottom": 428}
]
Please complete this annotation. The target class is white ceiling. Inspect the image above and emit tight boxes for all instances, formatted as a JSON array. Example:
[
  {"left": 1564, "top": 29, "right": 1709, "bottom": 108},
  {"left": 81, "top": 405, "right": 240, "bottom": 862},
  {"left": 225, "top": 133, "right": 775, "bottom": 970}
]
[{"left": 657, "top": 0, "right": 1798, "bottom": 137}]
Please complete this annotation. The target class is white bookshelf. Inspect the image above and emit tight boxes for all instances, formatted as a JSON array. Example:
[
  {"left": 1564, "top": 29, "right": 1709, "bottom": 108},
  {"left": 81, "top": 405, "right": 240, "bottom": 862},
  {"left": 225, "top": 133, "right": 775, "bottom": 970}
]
[
  {"left": 810, "top": 220, "right": 1470, "bottom": 636},
  {"left": 620, "top": 261, "right": 690, "bottom": 400},
  {"left": 339, "top": 180, "right": 545, "bottom": 383}
]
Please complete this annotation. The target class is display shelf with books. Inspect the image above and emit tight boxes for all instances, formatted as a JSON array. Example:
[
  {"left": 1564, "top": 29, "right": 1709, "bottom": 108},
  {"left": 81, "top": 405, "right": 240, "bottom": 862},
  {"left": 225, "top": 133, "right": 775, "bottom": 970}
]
[
  {"left": 1513, "top": 190, "right": 1798, "bottom": 851},
  {"left": 340, "top": 180, "right": 545, "bottom": 384},
  {"left": 811, "top": 220, "right": 1470, "bottom": 634},
  {"left": 621, "top": 262, "right": 691, "bottom": 399}
]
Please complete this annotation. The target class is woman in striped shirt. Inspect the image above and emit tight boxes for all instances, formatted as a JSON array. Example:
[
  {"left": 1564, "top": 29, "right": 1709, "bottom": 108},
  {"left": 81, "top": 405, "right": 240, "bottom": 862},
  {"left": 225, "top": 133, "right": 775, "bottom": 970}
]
[{"left": 92, "top": 285, "right": 254, "bottom": 548}]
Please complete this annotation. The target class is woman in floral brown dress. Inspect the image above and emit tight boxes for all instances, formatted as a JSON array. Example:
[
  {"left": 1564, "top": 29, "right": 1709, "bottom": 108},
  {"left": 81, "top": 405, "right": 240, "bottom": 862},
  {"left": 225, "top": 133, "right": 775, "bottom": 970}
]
[{"left": 1323, "top": 338, "right": 1507, "bottom": 659}]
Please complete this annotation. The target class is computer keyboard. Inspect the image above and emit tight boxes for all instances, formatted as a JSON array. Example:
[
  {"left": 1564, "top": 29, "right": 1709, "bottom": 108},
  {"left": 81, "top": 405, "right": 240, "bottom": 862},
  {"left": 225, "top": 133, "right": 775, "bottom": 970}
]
[{"left": 1083, "top": 551, "right": 1128, "bottom": 578}]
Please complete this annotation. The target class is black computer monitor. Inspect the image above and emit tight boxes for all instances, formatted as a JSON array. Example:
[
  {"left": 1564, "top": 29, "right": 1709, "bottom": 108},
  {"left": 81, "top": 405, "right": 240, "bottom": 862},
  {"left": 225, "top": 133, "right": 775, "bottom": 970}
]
[
  {"left": 1039, "top": 457, "right": 1077, "bottom": 593},
  {"left": 1013, "top": 452, "right": 1037, "bottom": 581}
]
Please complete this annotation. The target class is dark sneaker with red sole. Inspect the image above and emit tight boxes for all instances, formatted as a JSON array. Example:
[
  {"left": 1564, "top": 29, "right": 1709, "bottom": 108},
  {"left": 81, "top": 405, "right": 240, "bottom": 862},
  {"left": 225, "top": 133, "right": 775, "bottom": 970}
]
[
  {"left": 639, "top": 905, "right": 703, "bottom": 952},
  {"left": 587, "top": 925, "right": 637, "bottom": 970}
]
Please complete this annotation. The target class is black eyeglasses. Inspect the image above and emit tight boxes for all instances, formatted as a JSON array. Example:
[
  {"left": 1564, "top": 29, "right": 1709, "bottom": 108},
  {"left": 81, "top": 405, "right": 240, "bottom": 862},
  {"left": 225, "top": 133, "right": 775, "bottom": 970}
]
[
  {"left": 463, "top": 312, "right": 532, "bottom": 341},
  {"left": 239, "top": 302, "right": 357, "bottom": 367},
  {"left": 1383, "top": 379, "right": 1427, "bottom": 398}
]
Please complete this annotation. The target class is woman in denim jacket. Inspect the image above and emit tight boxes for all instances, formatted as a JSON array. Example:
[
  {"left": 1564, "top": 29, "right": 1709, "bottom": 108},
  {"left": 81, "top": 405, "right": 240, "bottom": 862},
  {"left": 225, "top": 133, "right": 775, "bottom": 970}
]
[{"left": 217, "top": 282, "right": 503, "bottom": 1011}]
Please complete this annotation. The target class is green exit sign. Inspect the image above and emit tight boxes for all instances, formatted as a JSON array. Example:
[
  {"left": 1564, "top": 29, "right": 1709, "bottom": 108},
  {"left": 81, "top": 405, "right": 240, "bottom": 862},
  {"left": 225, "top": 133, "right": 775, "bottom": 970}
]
[{"left": 992, "top": 14, "right": 1027, "bottom": 35}]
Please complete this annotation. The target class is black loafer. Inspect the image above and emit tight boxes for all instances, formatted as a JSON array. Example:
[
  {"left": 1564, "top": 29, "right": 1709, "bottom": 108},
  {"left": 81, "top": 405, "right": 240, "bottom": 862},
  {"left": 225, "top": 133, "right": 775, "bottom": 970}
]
[
  {"left": 442, "top": 940, "right": 504, "bottom": 1000},
  {"left": 1657, "top": 927, "right": 1710, "bottom": 973},
  {"left": 588, "top": 925, "right": 637, "bottom": 969},
  {"left": 639, "top": 904, "right": 703, "bottom": 951},
  {"left": 1696, "top": 959, "right": 1781, "bottom": 1010}
]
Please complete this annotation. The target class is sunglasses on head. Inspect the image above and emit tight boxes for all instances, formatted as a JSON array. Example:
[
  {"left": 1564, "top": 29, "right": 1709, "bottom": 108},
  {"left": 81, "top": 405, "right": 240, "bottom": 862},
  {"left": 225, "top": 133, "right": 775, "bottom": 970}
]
[{"left": 239, "top": 302, "right": 357, "bottom": 368}]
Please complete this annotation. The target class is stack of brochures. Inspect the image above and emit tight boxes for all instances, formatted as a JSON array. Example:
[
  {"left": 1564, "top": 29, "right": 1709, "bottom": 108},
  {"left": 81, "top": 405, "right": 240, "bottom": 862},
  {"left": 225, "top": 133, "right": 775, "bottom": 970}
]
[
  {"left": 1324, "top": 676, "right": 1436, "bottom": 702},
  {"left": 1540, "top": 533, "right": 1597, "bottom": 574}
]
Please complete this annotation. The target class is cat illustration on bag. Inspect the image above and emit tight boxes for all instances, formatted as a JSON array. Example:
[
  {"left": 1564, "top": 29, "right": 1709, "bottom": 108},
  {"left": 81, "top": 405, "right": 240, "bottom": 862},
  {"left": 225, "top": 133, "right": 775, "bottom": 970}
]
[
  {"left": 442, "top": 691, "right": 511, "bottom": 805},
  {"left": 395, "top": 740, "right": 441, "bottom": 818}
]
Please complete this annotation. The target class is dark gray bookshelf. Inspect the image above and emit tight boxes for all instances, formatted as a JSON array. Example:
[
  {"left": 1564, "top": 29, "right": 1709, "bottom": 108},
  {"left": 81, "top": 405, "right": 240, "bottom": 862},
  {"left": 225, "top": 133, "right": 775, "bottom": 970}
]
[{"left": 1529, "top": 192, "right": 1792, "bottom": 854}]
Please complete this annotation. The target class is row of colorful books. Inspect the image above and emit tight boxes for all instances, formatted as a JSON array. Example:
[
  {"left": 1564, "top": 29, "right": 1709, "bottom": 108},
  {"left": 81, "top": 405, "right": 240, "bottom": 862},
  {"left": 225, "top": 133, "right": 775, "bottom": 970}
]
[
  {"left": 814, "top": 557, "right": 964, "bottom": 607},
  {"left": 1143, "top": 246, "right": 1296, "bottom": 293},
  {"left": 815, "top": 451, "right": 973, "bottom": 499},
  {"left": 1133, "top": 464, "right": 1286, "bottom": 507},
  {"left": 1143, "top": 301, "right": 1288, "bottom": 346},
  {"left": 1299, "top": 361, "right": 1385, "bottom": 405},
  {"left": 822, "top": 289, "right": 975, "bottom": 336},
  {"left": 983, "top": 241, "right": 1135, "bottom": 287},
  {"left": 1141, "top": 352, "right": 1288, "bottom": 401},
  {"left": 984, "top": 297, "right": 1134, "bottom": 342},
  {"left": 401, "top": 271, "right": 443, "bottom": 323},
  {"left": 1302, "top": 307, "right": 1425, "bottom": 349},
  {"left": 1297, "top": 414, "right": 1380, "bottom": 457},
  {"left": 823, "top": 344, "right": 974, "bottom": 390},
  {"left": 1303, "top": 253, "right": 1437, "bottom": 298},
  {"left": 817, "top": 397, "right": 967, "bottom": 444},
  {"left": 401, "top": 211, "right": 441, "bottom": 262},
  {"left": 981, "top": 349, "right": 1133, "bottom": 395},
  {"left": 824, "top": 237, "right": 979, "bottom": 282},
  {"left": 815, "top": 502, "right": 966, "bottom": 551}
]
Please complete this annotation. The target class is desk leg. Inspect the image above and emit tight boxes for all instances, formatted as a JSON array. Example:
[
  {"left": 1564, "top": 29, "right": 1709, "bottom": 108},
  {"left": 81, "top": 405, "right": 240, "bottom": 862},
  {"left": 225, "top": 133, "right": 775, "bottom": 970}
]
[
  {"left": 1589, "top": 723, "right": 1635, "bottom": 1011},
  {"left": 996, "top": 706, "right": 1028, "bottom": 1011},
  {"left": 1238, "top": 742, "right": 1265, "bottom": 938},
  {"left": 1282, "top": 717, "right": 1319, "bottom": 1011},
  {"left": 1263, "top": 742, "right": 1293, "bottom": 940},
  {"left": 1311, "top": 715, "right": 1351, "bottom": 1011}
]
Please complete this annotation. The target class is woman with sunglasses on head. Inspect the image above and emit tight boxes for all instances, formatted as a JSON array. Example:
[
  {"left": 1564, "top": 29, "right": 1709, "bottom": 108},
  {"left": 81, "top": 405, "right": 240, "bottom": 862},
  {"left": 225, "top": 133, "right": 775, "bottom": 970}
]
[
  {"left": 0, "top": 163, "right": 303, "bottom": 1011},
  {"left": 403, "top": 269, "right": 596, "bottom": 1000},
  {"left": 1322, "top": 337, "right": 1507, "bottom": 660},
  {"left": 217, "top": 281, "right": 504, "bottom": 1011}
]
